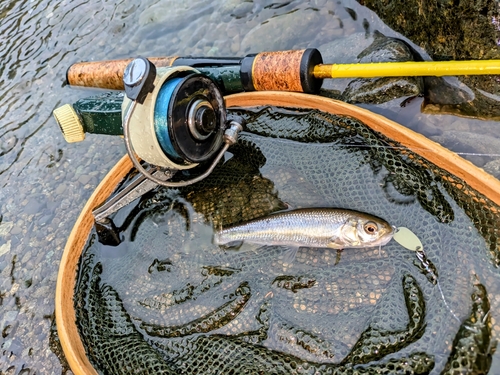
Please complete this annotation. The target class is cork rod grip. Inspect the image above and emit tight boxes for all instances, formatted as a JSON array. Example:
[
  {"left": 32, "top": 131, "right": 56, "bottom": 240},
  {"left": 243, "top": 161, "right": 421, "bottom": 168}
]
[
  {"left": 66, "top": 57, "right": 178, "bottom": 90},
  {"left": 246, "top": 48, "right": 323, "bottom": 94}
]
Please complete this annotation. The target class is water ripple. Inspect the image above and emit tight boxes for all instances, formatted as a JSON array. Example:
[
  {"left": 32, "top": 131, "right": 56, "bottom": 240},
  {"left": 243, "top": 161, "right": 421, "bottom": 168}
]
[{"left": 3, "top": 0, "right": 500, "bottom": 374}]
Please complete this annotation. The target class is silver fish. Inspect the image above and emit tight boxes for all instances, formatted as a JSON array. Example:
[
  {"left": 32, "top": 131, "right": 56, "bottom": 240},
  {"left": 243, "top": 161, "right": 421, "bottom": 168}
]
[{"left": 213, "top": 208, "right": 395, "bottom": 249}]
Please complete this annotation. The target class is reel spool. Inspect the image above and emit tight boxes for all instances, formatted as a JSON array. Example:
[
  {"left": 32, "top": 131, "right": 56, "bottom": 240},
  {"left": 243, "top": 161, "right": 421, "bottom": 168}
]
[{"left": 123, "top": 64, "right": 227, "bottom": 170}]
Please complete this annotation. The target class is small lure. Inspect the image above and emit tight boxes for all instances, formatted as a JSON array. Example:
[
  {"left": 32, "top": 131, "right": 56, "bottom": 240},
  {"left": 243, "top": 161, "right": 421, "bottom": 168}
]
[{"left": 394, "top": 227, "right": 460, "bottom": 323}]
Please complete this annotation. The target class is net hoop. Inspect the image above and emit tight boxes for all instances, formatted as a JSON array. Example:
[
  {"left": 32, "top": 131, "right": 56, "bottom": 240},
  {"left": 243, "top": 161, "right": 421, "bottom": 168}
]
[{"left": 55, "top": 91, "right": 500, "bottom": 374}]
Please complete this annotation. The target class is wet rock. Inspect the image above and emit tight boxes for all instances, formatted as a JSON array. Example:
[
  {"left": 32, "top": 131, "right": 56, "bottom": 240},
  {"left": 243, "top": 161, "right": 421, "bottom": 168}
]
[
  {"left": 0, "top": 135, "right": 17, "bottom": 153},
  {"left": 341, "top": 33, "right": 423, "bottom": 104},
  {"left": 483, "top": 159, "right": 500, "bottom": 180},
  {"left": 358, "top": 0, "right": 500, "bottom": 120},
  {"left": 423, "top": 75, "right": 500, "bottom": 120},
  {"left": 358, "top": 0, "right": 499, "bottom": 61},
  {"left": 9, "top": 226, "right": 22, "bottom": 236},
  {"left": 54, "top": 183, "right": 66, "bottom": 195},
  {"left": 38, "top": 215, "right": 52, "bottom": 227},
  {"left": 319, "top": 32, "right": 376, "bottom": 95},
  {"left": 78, "top": 174, "right": 92, "bottom": 185},
  {"left": 342, "top": 77, "right": 421, "bottom": 104},
  {"left": 23, "top": 198, "right": 44, "bottom": 215},
  {"left": 0, "top": 240, "right": 11, "bottom": 257},
  {"left": 320, "top": 32, "right": 422, "bottom": 104},
  {"left": 230, "top": 2, "right": 253, "bottom": 19},
  {"left": 0, "top": 221, "right": 13, "bottom": 237}
]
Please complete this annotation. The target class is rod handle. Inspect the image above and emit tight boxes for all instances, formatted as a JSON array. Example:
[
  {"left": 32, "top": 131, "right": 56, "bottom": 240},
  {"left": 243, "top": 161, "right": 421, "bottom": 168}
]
[
  {"left": 66, "top": 57, "right": 178, "bottom": 90},
  {"left": 66, "top": 50, "right": 324, "bottom": 93}
]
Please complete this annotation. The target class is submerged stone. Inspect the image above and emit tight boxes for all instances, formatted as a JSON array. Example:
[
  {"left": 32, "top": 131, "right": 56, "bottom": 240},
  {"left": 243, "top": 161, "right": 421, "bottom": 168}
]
[
  {"left": 320, "top": 32, "right": 423, "bottom": 105},
  {"left": 341, "top": 33, "right": 423, "bottom": 104},
  {"left": 429, "top": 130, "right": 500, "bottom": 167}
]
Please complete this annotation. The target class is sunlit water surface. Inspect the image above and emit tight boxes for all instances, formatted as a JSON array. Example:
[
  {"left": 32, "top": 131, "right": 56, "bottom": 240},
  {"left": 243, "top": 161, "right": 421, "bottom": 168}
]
[{"left": 1, "top": 0, "right": 500, "bottom": 373}]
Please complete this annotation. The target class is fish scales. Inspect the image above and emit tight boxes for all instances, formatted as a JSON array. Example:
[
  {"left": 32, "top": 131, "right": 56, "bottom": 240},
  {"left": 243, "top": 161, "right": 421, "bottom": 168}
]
[{"left": 214, "top": 208, "right": 394, "bottom": 249}]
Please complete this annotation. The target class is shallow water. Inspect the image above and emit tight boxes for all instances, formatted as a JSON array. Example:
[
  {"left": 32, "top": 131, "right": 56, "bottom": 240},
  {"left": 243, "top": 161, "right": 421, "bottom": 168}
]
[{"left": 1, "top": 0, "right": 500, "bottom": 373}]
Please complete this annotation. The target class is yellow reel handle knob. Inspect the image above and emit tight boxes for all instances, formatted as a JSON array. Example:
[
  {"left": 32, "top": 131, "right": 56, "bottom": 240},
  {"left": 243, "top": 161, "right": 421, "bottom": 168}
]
[{"left": 53, "top": 104, "right": 85, "bottom": 143}]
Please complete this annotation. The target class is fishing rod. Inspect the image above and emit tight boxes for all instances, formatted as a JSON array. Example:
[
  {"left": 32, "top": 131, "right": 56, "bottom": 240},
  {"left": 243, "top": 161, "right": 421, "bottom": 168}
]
[
  {"left": 65, "top": 48, "right": 500, "bottom": 94},
  {"left": 53, "top": 50, "right": 500, "bottom": 226}
]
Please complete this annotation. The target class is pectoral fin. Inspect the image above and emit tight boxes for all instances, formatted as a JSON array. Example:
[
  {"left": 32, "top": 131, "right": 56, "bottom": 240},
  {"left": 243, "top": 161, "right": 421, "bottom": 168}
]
[
  {"left": 283, "top": 247, "right": 299, "bottom": 265},
  {"left": 220, "top": 240, "right": 244, "bottom": 250},
  {"left": 327, "top": 237, "right": 346, "bottom": 249}
]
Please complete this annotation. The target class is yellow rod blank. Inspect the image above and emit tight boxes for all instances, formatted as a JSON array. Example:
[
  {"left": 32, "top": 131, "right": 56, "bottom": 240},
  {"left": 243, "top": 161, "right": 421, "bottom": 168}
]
[{"left": 313, "top": 60, "right": 500, "bottom": 79}]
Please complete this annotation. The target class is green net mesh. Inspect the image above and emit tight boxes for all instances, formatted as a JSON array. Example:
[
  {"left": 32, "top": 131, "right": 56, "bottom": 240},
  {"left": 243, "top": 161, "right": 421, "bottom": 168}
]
[{"left": 74, "top": 106, "right": 500, "bottom": 374}]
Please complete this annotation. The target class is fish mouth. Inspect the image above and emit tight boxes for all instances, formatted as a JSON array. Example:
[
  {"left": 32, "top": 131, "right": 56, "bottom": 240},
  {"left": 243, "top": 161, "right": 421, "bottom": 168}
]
[
  {"left": 368, "top": 225, "right": 395, "bottom": 247},
  {"left": 376, "top": 227, "right": 396, "bottom": 246},
  {"left": 378, "top": 234, "right": 394, "bottom": 246}
]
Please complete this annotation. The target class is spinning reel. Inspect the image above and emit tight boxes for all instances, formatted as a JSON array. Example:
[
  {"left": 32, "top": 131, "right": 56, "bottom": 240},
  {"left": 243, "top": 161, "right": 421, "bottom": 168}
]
[
  {"left": 53, "top": 57, "right": 243, "bottom": 224},
  {"left": 120, "top": 58, "right": 242, "bottom": 185}
]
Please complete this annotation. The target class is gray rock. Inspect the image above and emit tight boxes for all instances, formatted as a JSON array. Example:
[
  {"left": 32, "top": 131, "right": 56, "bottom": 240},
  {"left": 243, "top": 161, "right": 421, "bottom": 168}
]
[
  {"left": 10, "top": 224, "right": 23, "bottom": 235},
  {"left": 0, "top": 221, "right": 13, "bottom": 237},
  {"left": 23, "top": 198, "right": 44, "bottom": 215},
  {"left": 0, "top": 241, "right": 11, "bottom": 257},
  {"left": 55, "top": 183, "right": 66, "bottom": 195},
  {"left": 38, "top": 215, "right": 52, "bottom": 227},
  {"left": 359, "top": 0, "right": 500, "bottom": 120},
  {"left": 318, "top": 32, "right": 376, "bottom": 93},
  {"left": 483, "top": 159, "right": 500, "bottom": 180},
  {"left": 341, "top": 33, "right": 423, "bottom": 104},
  {"left": 78, "top": 174, "right": 92, "bottom": 185},
  {"left": 430, "top": 131, "right": 500, "bottom": 167},
  {"left": 342, "top": 77, "right": 421, "bottom": 105},
  {"left": 319, "top": 32, "right": 423, "bottom": 104},
  {"left": 229, "top": 2, "right": 253, "bottom": 18}
]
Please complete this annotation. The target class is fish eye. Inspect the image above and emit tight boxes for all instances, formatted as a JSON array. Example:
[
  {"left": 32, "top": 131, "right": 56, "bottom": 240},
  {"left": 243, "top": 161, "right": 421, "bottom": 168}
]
[{"left": 364, "top": 222, "right": 378, "bottom": 234}]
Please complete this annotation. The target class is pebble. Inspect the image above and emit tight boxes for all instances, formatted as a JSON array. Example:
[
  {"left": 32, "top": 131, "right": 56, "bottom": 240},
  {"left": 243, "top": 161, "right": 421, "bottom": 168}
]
[
  {"left": 78, "top": 175, "right": 92, "bottom": 185},
  {"left": 21, "top": 251, "right": 31, "bottom": 265},
  {"left": 55, "top": 183, "right": 66, "bottom": 195},
  {"left": 38, "top": 215, "right": 52, "bottom": 227},
  {"left": 0, "top": 222, "right": 14, "bottom": 237},
  {"left": 483, "top": 159, "right": 500, "bottom": 179},
  {"left": 23, "top": 198, "right": 44, "bottom": 215},
  {"left": 0, "top": 241, "right": 11, "bottom": 257}
]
